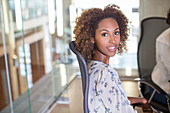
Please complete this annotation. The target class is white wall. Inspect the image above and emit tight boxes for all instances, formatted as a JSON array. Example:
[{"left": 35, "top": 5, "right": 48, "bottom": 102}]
[{"left": 140, "top": 0, "right": 170, "bottom": 20}]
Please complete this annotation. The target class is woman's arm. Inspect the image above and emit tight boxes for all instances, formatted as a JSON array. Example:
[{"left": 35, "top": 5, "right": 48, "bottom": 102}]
[
  {"left": 128, "top": 97, "right": 154, "bottom": 112},
  {"left": 128, "top": 97, "right": 147, "bottom": 105}
]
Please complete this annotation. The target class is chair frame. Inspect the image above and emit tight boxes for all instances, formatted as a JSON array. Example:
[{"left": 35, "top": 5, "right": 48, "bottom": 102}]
[{"left": 69, "top": 41, "right": 89, "bottom": 113}]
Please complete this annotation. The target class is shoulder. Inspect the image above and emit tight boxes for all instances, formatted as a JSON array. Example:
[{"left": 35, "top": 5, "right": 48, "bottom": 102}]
[
  {"left": 157, "top": 28, "right": 170, "bottom": 46},
  {"left": 88, "top": 60, "right": 118, "bottom": 77},
  {"left": 88, "top": 60, "right": 108, "bottom": 74}
]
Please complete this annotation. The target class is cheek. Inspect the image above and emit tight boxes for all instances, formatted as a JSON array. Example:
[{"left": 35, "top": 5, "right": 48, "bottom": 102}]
[
  {"left": 118, "top": 39, "right": 120, "bottom": 44},
  {"left": 116, "top": 37, "right": 121, "bottom": 44},
  {"left": 95, "top": 40, "right": 106, "bottom": 50}
]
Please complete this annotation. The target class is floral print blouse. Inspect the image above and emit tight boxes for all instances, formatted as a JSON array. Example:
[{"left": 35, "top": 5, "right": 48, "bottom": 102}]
[{"left": 88, "top": 60, "right": 137, "bottom": 113}]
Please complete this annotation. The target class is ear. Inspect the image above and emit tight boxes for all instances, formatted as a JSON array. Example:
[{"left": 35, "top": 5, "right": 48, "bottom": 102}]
[{"left": 91, "top": 37, "right": 95, "bottom": 43}]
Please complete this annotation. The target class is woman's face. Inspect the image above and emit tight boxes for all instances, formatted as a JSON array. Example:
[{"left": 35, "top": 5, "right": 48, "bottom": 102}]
[{"left": 93, "top": 17, "right": 120, "bottom": 58}]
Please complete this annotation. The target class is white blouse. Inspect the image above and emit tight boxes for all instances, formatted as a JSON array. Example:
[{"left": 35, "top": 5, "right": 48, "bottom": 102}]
[
  {"left": 152, "top": 28, "right": 170, "bottom": 94},
  {"left": 88, "top": 60, "right": 136, "bottom": 113}
]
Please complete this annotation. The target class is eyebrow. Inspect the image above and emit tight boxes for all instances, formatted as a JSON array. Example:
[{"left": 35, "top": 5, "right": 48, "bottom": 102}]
[
  {"left": 100, "top": 28, "right": 120, "bottom": 32},
  {"left": 114, "top": 28, "right": 120, "bottom": 31}
]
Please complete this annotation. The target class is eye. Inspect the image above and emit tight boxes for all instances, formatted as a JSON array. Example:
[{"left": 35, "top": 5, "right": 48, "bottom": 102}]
[
  {"left": 101, "top": 33, "right": 108, "bottom": 37},
  {"left": 114, "top": 31, "right": 120, "bottom": 35}
]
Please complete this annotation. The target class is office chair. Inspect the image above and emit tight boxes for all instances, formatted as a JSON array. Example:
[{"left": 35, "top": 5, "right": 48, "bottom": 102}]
[
  {"left": 69, "top": 41, "right": 89, "bottom": 113},
  {"left": 137, "top": 17, "right": 170, "bottom": 113}
]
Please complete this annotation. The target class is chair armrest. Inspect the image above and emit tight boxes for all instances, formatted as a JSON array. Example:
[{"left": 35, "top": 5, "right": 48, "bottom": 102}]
[
  {"left": 131, "top": 103, "right": 142, "bottom": 108},
  {"left": 139, "top": 78, "right": 170, "bottom": 104},
  {"left": 139, "top": 79, "right": 167, "bottom": 95}
]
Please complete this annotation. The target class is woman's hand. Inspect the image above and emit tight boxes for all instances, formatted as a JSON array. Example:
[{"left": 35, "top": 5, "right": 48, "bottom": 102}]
[
  {"left": 128, "top": 97, "right": 153, "bottom": 112},
  {"left": 128, "top": 97, "right": 147, "bottom": 105}
]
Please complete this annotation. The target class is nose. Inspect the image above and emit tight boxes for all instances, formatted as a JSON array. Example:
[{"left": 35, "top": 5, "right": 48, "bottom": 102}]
[{"left": 109, "top": 35, "right": 116, "bottom": 44}]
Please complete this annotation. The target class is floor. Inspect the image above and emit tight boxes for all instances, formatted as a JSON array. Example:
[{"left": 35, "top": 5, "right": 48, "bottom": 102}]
[
  {"left": 48, "top": 76, "right": 144, "bottom": 113},
  {"left": 49, "top": 77, "right": 83, "bottom": 113},
  {"left": 0, "top": 64, "right": 79, "bottom": 113}
]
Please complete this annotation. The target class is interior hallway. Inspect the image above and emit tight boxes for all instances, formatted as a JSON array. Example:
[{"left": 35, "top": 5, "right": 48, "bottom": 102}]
[{"left": 48, "top": 76, "right": 144, "bottom": 113}]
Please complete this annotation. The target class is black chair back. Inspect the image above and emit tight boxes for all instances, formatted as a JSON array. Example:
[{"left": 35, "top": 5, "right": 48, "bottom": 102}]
[
  {"left": 69, "top": 41, "right": 89, "bottom": 113},
  {"left": 138, "top": 17, "right": 169, "bottom": 79}
]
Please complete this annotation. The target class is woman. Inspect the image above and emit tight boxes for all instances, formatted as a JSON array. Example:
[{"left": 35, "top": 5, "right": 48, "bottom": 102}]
[{"left": 74, "top": 4, "right": 148, "bottom": 113}]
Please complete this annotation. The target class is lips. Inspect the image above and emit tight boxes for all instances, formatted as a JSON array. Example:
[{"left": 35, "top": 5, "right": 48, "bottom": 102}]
[{"left": 107, "top": 45, "right": 117, "bottom": 51}]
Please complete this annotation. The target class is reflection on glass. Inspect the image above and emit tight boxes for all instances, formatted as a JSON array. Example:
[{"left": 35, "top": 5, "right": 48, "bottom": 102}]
[
  {"left": 2, "top": 0, "right": 9, "bottom": 33},
  {"left": 56, "top": 0, "right": 63, "bottom": 36},
  {"left": 126, "top": 66, "right": 132, "bottom": 76},
  {"left": 69, "top": 5, "right": 77, "bottom": 40},
  {"left": 48, "top": 0, "right": 55, "bottom": 34},
  {"left": 60, "top": 64, "right": 67, "bottom": 86},
  {"left": 15, "top": 0, "right": 22, "bottom": 30}
]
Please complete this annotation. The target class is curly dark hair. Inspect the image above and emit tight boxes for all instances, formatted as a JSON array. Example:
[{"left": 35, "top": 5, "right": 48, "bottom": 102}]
[
  {"left": 74, "top": 4, "right": 129, "bottom": 60},
  {"left": 166, "top": 8, "right": 170, "bottom": 25}
]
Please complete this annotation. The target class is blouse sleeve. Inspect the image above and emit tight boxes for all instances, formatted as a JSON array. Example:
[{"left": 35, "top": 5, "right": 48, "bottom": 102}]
[{"left": 157, "top": 41, "right": 170, "bottom": 74}]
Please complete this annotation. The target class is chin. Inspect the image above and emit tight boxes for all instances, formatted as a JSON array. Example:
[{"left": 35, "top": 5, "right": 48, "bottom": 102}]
[{"left": 110, "top": 53, "right": 116, "bottom": 57}]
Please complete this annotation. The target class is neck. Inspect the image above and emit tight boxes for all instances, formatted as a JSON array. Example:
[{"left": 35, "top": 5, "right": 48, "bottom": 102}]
[{"left": 92, "top": 50, "right": 110, "bottom": 65}]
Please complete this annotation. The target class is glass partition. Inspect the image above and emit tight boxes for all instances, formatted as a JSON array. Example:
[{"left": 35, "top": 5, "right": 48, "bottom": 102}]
[
  {"left": 0, "top": 11, "right": 12, "bottom": 113},
  {"left": 0, "top": 0, "right": 78, "bottom": 112},
  {"left": 0, "top": 0, "right": 31, "bottom": 112}
]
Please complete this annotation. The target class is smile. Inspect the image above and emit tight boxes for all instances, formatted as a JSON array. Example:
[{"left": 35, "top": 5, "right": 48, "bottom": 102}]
[
  {"left": 108, "top": 47, "right": 115, "bottom": 49},
  {"left": 107, "top": 46, "right": 117, "bottom": 51}
]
